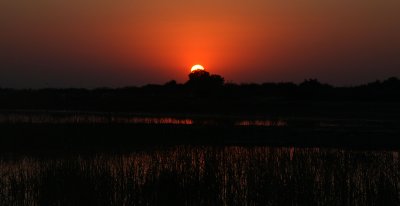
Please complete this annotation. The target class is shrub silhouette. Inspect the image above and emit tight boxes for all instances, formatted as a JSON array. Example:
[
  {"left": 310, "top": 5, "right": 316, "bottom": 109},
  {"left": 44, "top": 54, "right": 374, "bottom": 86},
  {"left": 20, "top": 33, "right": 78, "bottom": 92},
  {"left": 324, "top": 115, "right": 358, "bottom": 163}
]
[
  {"left": 186, "top": 70, "right": 224, "bottom": 88},
  {"left": 0, "top": 76, "right": 399, "bottom": 112}
]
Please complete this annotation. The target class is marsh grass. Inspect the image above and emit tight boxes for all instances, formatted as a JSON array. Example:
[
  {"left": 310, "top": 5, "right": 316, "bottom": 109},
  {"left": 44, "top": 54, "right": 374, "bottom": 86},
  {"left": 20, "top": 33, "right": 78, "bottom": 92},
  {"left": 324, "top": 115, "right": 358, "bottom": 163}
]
[{"left": 0, "top": 146, "right": 399, "bottom": 205}]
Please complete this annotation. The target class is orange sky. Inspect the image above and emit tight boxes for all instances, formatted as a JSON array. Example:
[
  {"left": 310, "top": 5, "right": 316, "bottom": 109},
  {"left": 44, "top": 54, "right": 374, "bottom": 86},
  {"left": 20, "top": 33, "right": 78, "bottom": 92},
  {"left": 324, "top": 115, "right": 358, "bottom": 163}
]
[{"left": 1, "top": 0, "right": 399, "bottom": 88}]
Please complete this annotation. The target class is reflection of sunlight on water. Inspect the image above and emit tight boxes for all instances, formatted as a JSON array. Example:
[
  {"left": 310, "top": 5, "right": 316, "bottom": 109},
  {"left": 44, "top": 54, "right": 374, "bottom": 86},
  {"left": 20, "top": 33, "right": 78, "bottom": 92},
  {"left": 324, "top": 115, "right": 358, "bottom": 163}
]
[
  {"left": 236, "top": 120, "right": 287, "bottom": 127},
  {"left": 127, "top": 117, "right": 193, "bottom": 125},
  {"left": 0, "top": 113, "right": 287, "bottom": 127},
  {"left": 0, "top": 113, "right": 194, "bottom": 125},
  {"left": 1, "top": 146, "right": 400, "bottom": 205}
]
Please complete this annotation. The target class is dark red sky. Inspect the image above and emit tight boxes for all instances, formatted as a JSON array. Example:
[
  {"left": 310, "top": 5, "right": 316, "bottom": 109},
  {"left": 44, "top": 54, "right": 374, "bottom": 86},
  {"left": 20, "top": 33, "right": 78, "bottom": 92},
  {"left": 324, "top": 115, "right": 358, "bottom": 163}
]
[{"left": 1, "top": 0, "right": 399, "bottom": 88}]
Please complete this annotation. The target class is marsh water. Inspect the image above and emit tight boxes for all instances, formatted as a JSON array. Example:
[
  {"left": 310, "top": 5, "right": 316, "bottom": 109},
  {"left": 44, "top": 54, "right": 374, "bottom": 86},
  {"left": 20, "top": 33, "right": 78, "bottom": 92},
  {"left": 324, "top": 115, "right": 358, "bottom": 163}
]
[
  {"left": 0, "top": 111, "right": 287, "bottom": 127},
  {"left": 1, "top": 146, "right": 399, "bottom": 205}
]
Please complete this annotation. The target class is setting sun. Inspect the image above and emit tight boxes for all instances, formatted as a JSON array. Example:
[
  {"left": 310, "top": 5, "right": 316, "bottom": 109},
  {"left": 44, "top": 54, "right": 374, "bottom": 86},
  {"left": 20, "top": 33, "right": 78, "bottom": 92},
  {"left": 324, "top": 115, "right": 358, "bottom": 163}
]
[{"left": 191, "top": 65, "right": 205, "bottom": 72}]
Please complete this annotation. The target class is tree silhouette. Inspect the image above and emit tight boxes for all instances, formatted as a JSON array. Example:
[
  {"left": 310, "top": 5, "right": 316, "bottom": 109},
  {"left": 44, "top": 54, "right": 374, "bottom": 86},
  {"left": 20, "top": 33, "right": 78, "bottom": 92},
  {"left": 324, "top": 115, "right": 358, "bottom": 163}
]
[
  {"left": 164, "top": 80, "right": 178, "bottom": 87},
  {"left": 186, "top": 70, "right": 224, "bottom": 88},
  {"left": 210, "top": 74, "right": 225, "bottom": 86}
]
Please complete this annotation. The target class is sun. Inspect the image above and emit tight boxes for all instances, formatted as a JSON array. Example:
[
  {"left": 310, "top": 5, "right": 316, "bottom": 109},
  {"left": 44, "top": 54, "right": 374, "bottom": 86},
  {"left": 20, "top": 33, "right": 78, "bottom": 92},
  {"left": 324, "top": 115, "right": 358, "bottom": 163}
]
[{"left": 191, "top": 64, "right": 205, "bottom": 72}]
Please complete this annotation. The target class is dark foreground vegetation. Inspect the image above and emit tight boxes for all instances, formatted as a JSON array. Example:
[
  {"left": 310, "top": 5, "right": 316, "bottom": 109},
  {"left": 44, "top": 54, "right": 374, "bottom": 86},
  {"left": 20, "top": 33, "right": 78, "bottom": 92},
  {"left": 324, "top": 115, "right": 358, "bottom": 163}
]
[{"left": 1, "top": 146, "right": 400, "bottom": 206}]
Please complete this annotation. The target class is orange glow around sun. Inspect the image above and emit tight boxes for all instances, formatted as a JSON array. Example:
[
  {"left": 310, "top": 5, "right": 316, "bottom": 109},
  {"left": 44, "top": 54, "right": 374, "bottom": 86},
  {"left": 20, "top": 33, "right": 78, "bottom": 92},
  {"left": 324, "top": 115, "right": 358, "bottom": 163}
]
[{"left": 191, "top": 64, "right": 205, "bottom": 72}]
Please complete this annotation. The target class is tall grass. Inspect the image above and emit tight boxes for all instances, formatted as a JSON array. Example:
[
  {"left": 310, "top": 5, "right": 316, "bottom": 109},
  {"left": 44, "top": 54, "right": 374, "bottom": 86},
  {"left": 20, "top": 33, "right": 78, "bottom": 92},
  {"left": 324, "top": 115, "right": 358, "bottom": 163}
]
[{"left": 0, "top": 146, "right": 399, "bottom": 205}]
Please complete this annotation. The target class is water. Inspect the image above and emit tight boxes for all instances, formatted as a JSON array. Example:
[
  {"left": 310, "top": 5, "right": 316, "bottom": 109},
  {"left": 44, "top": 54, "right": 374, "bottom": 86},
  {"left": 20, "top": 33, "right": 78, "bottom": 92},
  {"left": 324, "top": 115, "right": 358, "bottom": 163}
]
[
  {"left": 1, "top": 146, "right": 399, "bottom": 205},
  {"left": 0, "top": 112, "right": 286, "bottom": 127},
  {"left": 1, "top": 111, "right": 394, "bottom": 129}
]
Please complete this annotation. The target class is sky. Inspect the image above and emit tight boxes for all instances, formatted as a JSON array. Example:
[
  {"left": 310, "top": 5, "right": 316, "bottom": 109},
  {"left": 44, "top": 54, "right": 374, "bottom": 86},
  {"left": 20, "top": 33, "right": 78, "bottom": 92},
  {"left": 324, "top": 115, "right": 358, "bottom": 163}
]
[{"left": 1, "top": 0, "right": 399, "bottom": 88}]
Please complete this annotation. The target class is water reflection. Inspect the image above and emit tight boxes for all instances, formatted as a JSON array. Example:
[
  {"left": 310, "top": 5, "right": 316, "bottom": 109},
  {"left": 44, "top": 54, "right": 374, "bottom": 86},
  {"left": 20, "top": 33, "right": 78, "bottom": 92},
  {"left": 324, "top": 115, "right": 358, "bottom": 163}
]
[
  {"left": 0, "top": 146, "right": 399, "bottom": 205},
  {"left": 0, "top": 112, "right": 286, "bottom": 127},
  {"left": 236, "top": 120, "right": 287, "bottom": 127}
]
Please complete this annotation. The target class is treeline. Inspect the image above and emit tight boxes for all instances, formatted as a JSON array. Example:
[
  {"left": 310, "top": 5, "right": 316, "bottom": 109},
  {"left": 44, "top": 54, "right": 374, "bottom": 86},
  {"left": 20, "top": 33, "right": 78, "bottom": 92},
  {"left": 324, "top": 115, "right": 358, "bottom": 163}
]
[{"left": 0, "top": 77, "right": 399, "bottom": 113}]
